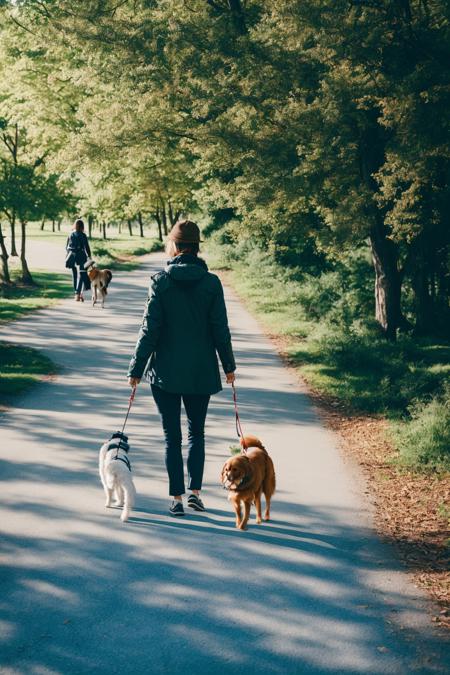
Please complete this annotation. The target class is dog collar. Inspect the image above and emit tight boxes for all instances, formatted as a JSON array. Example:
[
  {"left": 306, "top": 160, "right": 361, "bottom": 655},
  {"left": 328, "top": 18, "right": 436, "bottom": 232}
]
[
  {"left": 108, "top": 442, "right": 129, "bottom": 453},
  {"left": 226, "top": 473, "right": 251, "bottom": 492}
]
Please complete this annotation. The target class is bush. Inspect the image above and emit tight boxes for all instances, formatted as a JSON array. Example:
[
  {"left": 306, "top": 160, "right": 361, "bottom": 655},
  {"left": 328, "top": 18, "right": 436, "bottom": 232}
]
[{"left": 394, "top": 385, "right": 450, "bottom": 469}]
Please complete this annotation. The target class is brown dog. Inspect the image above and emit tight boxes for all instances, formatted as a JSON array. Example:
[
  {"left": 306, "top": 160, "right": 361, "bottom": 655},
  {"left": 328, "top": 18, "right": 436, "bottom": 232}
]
[
  {"left": 85, "top": 261, "right": 112, "bottom": 308},
  {"left": 221, "top": 435, "right": 276, "bottom": 530}
]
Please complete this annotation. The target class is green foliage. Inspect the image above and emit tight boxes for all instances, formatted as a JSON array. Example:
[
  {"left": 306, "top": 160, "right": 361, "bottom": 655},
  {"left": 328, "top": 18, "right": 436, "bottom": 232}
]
[
  {"left": 209, "top": 240, "right": 450, "bottom": 469},
  {"left": 1, "top": 0, "right": 448, "bottom": 334},
  {"left": 299, "top": 327, "right": 449, "bottom": 415},
  {"left": 393, "top": 385, "right": 450, "bottom": 470},
  {"left": 0, "top": 341, "right": 56, "bottom": 405}
]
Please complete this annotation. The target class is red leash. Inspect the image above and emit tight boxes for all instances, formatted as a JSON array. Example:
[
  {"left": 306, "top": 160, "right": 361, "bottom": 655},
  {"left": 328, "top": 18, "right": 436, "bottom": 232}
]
[
  {"left": 121, "top": 385, "right": 137, "bottom": 436},
  {"left": 232, "top": 382, "right": 247, "bottom": 452},
  {"left": 115, "top": 386, "right": 136, "bottom": 458}
]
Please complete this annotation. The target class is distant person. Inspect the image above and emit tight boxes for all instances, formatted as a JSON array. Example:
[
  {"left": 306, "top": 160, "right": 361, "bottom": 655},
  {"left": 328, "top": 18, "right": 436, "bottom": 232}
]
[
  {"left": 128, "top": 219, "right": 236, "bottom": 517},
  {"left": 66, "top": 219, "right": 91, "bottom": 302}
]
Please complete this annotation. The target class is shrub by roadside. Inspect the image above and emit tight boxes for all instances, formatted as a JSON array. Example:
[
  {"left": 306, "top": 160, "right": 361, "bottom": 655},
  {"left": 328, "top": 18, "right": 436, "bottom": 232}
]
[
  {"left": 393, "top": 386, "right": 450, "bottom": 470},
  {"left": 206, "top": 237, "right": 449, "bottom": 470}
]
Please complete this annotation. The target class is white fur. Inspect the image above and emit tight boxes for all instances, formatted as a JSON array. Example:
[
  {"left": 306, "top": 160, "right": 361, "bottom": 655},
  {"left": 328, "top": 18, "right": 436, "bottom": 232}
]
[{"left": 99, "top": 442, "right": 136, "bottom": 522}]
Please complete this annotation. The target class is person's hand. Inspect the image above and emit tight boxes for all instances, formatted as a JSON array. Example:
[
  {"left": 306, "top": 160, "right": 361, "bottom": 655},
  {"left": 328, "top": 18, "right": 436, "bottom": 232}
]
[
  {"left": 128, "top": 377, "right": 141, "bottom": 387},
  {"left": 226, "top": 372, "right": 235, "bottom": 384}
]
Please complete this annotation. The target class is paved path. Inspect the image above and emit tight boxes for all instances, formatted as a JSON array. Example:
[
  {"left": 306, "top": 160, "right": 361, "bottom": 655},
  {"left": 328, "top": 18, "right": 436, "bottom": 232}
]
[{"left": 1, "top": 252, "right": 448, "bottom": 674}]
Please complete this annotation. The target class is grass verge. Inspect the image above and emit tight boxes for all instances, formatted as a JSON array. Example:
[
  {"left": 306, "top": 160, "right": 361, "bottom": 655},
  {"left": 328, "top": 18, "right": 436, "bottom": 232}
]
[
  {"left": 0, "top": 342, "right": 57, "bottom": 407},
  {"left": 0, "top": 270, "right": 70, "bottom": 323},
  {"left": 207, "top": 244, "right": 449, "bottom": 470}
]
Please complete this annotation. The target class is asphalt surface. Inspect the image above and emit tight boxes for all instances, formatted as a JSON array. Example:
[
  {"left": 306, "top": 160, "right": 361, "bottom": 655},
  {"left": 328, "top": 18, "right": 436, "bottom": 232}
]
[{"left": 1, "top": 249, "right": 449, "bottom": 674}]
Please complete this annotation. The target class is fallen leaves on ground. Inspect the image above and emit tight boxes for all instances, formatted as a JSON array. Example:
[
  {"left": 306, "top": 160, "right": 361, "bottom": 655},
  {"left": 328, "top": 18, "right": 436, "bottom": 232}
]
[{"left": 319, "top": 408, "right": 450, "bottom": 628}]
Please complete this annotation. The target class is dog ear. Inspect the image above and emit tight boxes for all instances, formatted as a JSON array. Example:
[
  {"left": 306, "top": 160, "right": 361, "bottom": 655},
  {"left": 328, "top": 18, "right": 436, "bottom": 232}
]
[{"left": 220, "top": 462, "right": 228, "bottom": 484}]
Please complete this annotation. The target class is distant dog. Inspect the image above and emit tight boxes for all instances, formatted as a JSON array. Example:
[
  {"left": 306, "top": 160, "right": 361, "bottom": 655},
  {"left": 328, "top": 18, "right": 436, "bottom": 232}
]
[
  {"left": 99, "top": 432, "right": 136, "bottom": 522},
  {"left": 84, "top": 259, "right": 112, "bottom": 308},
  {"left": 220, "top": 435, "right": 276, "bottom": 530}
]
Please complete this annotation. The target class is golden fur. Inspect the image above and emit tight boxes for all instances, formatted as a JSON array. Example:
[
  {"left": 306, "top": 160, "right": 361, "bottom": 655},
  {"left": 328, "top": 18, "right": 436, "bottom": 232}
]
[{"left": 220, "top": 435, "right": 276, "bottom": 530}]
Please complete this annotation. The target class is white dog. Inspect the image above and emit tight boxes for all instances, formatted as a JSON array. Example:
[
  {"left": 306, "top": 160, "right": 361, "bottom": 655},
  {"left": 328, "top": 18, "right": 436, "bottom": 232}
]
[{"left": 99, "top": 432, "right": 136, "bottom": 522}]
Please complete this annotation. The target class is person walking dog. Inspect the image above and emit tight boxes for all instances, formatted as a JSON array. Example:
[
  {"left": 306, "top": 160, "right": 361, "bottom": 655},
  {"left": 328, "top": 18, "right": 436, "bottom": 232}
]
[
  {"left": 66, "top": 218, "right": 91, "bottom": 302},
  {"left": 128, "top": 219, "right": 236, "bottom": 516}
]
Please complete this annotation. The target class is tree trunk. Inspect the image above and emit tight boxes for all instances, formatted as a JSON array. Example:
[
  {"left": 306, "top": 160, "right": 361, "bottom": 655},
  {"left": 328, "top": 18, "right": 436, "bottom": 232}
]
[
  {"left": 40, "top": 218, "right": 45, "bottom": 231},
  {"left": 369, "top": 222, "right": 403, "bottom": 341},
  {"left": 0, "top": 223, "right": 11, "bottom": 284},
  {"left": 358, "top": 111, "right": 408, "bottom": 339},
  {"left": 154, "top": 206, "right": 163, "bottom": 241},
  {"left": 118, "top": 221, "right": 122, "bottom": 234},
  {"left": 52, "top": 219, "right": 55, "bottom": 233},
  {"left": 88, "top": 214, "right": 93, "bottom": 238},
  {"left": 411, "top": 266, "right": 434, "bottom": 336},
  {"left": 409, "top": 234, "right": 439, "bottom": 336},
  {"left": 20, "top": 220, "right": 34, "bottom": 285},
  {"left": 127, "top": 219, "right": 133, "bottom": 236},
  {"left": 9, "top": 212, "right": 18, "bottom": 256},
  {"left": 228, "top": 0, "right": 247, "bottom": 34},
  {"left": 137, "top": 211, "right": 144, "bottom": 237},
  {"left": 168, "top": 200, "right": 175, "bottom": 226},
  {"left": 161, "top": 200, "right": 168, "bottom": 236},
  {"left": 57, "top": 219, "right": 61, "bottom": 232},
  {"left": 102, "top": 221, "right": 107, "bottom": 240}
]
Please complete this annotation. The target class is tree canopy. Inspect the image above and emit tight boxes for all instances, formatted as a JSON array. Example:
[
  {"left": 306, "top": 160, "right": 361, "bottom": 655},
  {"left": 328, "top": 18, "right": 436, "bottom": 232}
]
[{"left": 0, "top": 0, "right": 448, "bottom": 335}]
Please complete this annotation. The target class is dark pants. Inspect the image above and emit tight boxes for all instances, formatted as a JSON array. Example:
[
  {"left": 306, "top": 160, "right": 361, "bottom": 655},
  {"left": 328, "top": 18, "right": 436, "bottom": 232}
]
[
  {"left": 151, "top": 384, "right": 210, "bottom": 496},
  {"left": 71, "top": 265, "right": 90, "bottom": 294}
]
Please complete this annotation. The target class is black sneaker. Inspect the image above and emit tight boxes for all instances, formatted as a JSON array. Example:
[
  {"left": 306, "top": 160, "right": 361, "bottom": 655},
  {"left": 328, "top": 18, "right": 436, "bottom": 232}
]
[
  {"left": 187, "top": 494, "right": 206, "bottom": 512},
  {"left": 169, "top": 500, "right": 185, "bottom": 517}
]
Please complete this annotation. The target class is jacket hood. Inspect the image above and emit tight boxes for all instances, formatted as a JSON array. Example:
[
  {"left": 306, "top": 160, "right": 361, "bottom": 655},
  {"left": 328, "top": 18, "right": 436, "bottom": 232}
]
[{"left": 166, "top": 254, "right": 208, "bottom": 283}]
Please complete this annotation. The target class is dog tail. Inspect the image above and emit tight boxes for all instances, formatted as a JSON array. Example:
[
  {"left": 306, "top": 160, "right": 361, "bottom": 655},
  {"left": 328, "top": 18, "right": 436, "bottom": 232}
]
[
  {"left": 104, "top": 270, "right": 112, "bottom": 290},
  {"left": 263, "top": 454, "right": 276, "bottom": 498},
  {"left": 240, "top": 435, "right": 267, "bottom": 453}
]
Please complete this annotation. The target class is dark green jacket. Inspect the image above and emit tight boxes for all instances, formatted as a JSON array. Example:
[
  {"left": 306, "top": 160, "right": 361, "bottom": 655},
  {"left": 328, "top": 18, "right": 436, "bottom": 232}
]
[{"left": 128, "top": 255, "right": 236, "bottom": 395}]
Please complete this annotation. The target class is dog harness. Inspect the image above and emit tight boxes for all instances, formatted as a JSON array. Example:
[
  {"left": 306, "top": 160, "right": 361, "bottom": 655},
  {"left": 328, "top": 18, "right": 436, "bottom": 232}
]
[
  {"left": 113, "top": 455, "right": 131, "bottom": 472},
  {"left": 107, "top": 439, "right": 132, "bottom": 471}
]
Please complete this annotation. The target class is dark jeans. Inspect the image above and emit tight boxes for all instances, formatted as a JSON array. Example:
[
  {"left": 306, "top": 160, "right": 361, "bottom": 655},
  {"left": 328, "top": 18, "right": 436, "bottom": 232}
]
[
  {"left": 151, "top": 384, "right": 210, "bottom": 496},
  {"left": 71, "top": 265, "right": 89, "bottom": 294}
]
